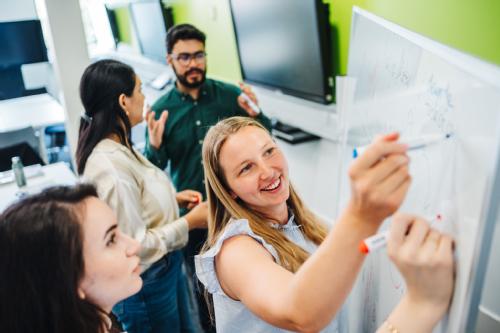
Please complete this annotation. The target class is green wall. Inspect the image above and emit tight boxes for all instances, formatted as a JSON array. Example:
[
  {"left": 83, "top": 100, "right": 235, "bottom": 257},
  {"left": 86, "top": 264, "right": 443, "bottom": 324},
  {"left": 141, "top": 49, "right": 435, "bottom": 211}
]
[
  {"left": 169, "top": 0, "right": 500, "bottom": 83},
  {"left": 330, "top": 0, "right": 500, "bottom": 75},
  {"left": 168, "top": 0, "right": 241, "bottom": 82}
]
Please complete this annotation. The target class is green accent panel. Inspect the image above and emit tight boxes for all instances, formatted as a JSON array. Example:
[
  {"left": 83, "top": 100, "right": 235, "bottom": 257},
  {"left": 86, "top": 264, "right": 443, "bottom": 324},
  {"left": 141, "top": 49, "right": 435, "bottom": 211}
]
[
  {"left": 325, "top": 0, "right": 367, "bottom": 77},
  {"left": 115, "top": 7, "right": 132, "bottom": 45},
  {"left": 364, "top": 0, "right": 500, "bottom": 66},
  {"left": 327, "top": 0, "right": 500, "bottom": 74},
  {"left": 169, "top": 0, "right": 242, "bottom": 83},
  {"left": 170, "top": 0, "right": 500, "bottom": 81}
]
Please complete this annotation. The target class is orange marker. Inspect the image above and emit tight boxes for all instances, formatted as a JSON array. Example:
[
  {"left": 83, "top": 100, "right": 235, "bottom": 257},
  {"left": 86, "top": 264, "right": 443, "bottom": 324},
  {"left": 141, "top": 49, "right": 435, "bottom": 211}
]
[
  {"left": 359, "top": 214, "right": 442, "bottom": 254},
  {"left": 359, "top": 231, "right": 389, "bottom": 254}
]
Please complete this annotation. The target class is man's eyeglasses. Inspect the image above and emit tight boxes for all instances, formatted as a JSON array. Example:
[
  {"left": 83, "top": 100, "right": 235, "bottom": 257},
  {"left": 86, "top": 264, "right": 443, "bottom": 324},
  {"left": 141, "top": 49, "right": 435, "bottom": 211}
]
[{"left": 170, "top": 51, "right": 207, "bottom": 66}]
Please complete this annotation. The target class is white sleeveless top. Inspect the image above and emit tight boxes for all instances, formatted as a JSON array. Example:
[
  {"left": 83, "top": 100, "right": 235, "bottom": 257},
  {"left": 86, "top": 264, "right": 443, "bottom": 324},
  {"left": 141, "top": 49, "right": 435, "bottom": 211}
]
[{"left": 195, "top": 216, "right": 348, "bottom": 333}]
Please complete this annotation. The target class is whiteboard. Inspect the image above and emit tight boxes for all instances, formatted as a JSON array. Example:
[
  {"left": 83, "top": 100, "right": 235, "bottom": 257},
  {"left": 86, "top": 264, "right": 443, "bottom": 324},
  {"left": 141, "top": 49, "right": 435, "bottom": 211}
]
[
  {"left": 478, "top": 207, "right": 500, "bottom": 326},
  {"left": 336, "top": 7, "right": 500, "bottom": 333}
]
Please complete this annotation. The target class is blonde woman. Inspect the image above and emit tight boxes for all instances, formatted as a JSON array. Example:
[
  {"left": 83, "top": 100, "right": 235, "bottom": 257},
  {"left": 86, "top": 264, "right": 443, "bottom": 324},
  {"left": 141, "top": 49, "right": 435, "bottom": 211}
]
[{"left": 195, "top": 117, "right": 454, "bottom": 332}]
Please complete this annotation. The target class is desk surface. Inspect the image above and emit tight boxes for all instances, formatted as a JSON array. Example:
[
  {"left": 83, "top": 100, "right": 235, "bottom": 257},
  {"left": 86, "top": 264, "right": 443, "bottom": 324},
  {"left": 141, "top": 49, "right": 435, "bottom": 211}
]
[
  {"left": 0, "top": 93, "right": 65, "bottom": 132},
  {"left": 0, "top": 162, "right": 76, "bottom": 212}
]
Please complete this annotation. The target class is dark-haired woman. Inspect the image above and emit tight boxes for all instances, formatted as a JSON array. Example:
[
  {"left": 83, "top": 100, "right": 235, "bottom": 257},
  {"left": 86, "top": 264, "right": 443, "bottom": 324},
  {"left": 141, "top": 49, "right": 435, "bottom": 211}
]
[
  {"left": 76, "top": 59, "right": 207, "bottom": 333},
  {"left": 0, "top": 184, "right": 142, "bottom": 333}
]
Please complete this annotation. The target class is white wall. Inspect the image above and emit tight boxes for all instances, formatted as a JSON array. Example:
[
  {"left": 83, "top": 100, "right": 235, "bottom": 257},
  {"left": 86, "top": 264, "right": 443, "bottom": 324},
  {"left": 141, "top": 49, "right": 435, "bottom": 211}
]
[
  {"left": 479, "top": 217, "right": 500, "bottom": 326},
  {"left": 278, "top": 138, "right": 342, "bottom": 224},
  {"left": 0, "top": 0, "right": 37, "bottom": 22},
  {"left": 38, "top": 0, "right": 90, "bottom": 160}
]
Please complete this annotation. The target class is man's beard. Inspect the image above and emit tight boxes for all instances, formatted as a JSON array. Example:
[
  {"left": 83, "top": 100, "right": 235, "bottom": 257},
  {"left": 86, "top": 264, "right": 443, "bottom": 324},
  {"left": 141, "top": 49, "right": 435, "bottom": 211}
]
[{"left": 174, "top": 67, "right": 207, "bottom": 89}]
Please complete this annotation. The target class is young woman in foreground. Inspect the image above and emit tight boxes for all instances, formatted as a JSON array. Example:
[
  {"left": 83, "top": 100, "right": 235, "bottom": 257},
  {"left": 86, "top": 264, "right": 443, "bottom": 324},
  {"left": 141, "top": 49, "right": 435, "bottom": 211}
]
[
  {"left": 0, "top": 184, "right": 141, "bottom": 333},
  {"left": 196, "top": 117, "right": 454, "bottom": 332}
]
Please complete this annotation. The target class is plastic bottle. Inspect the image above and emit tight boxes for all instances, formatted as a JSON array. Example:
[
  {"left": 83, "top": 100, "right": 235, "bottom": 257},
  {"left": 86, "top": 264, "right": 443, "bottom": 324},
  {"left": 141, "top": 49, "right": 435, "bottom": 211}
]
[{"left": 11, "top": 156, "right": 27, "bottom": 188}]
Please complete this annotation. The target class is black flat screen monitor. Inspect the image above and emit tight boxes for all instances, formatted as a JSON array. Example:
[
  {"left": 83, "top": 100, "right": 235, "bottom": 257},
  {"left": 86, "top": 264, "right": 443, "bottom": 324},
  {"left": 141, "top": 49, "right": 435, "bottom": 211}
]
[
  {"left": 105, "top": 6, "right": 120, "bottom": 47},
  {"left": 230, "top": 0, "right": 333, "bottom": 104},
  {"left": 0, "top": 20, "right": 48, "bottom": 68},
  {"left": 130, "top": 0, "right": 169, "bottom": 62}
]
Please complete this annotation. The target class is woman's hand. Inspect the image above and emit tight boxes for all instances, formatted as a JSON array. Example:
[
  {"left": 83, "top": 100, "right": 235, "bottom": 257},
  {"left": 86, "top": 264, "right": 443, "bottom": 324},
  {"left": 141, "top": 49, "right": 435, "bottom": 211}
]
[
  {"left": 146, "top": 108, "right": 168, "bottom": 149},
  {"left": 377, "top": 213, "right": 455, "bottom": 333},
  {"left": 388, "top": 213, "right": 455, "bottom": 318},
  {"left": 176, "top": 190, "right": 202, "bottom": 209},
  {"left": 346, "top": 132, "right": 411, "bottom": 225},
  {"left": 184, "top": 201, "right": 208, "bottom": 230}
]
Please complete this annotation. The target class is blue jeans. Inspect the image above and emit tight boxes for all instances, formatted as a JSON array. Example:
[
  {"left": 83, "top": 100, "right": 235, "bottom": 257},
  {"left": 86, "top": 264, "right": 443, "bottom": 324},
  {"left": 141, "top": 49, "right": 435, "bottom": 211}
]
[{"left": 113, "top": 251, "right": 198, "bottom": 333}]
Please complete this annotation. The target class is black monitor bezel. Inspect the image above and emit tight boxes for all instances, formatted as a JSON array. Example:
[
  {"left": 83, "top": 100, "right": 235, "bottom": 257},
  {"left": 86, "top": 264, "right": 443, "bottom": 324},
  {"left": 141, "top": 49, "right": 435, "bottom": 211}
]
[
  {"left": 0, "top": 19, "right": 48, "bottom": 68},
  {"left": 104, "top": 5, "right": 120, "bottom": 48},
  {"left": 229, "top": 0, "right": 333, "bottom": 104}
]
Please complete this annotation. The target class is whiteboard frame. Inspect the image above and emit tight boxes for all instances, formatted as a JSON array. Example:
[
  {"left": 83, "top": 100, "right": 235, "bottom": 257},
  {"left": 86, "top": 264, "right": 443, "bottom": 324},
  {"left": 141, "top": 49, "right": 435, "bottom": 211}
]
[
  {"left": 348, "top": 6, "right": 500, "bottom": 332},
  {"left": 464, "top": 136, "right": 500, "bottom": 332}
]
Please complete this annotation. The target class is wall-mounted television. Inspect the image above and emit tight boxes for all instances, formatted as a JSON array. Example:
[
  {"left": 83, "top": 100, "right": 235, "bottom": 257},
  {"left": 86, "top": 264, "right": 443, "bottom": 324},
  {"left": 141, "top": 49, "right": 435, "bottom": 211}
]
[
  {"left": 105, "top": 6, "right": 120, "bottom": 47},
  {"left": 0, "top": 20, "right": 48, "bottom": 69},
  {"left": 129, "top": 0, "right": 172, "bottom": 63},
  {"left": 229, "top": 0, "right": 333, "bottom": 104}
]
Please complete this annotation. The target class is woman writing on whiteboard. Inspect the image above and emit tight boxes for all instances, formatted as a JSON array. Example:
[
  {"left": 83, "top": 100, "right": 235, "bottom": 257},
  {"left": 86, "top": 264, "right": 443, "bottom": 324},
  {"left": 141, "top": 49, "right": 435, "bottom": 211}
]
[{"left": 195, "top": 117, "right": 454, "bottom": 332}]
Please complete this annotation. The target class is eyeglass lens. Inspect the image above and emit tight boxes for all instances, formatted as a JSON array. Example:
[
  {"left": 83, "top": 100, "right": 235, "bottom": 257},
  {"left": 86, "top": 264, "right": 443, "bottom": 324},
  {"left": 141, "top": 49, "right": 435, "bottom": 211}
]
[{"left": 175, "top": 52, "right": 206, "bottom": 65}]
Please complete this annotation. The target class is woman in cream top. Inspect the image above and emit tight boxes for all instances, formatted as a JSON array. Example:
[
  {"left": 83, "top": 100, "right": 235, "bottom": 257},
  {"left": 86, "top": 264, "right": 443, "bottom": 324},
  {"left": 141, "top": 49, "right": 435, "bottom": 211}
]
[
  {"left": 83, "top": 138, "right": 188, "bottom": 270},
  {"left": 76, "top": 59, "right": 207, "bottom": 333}
]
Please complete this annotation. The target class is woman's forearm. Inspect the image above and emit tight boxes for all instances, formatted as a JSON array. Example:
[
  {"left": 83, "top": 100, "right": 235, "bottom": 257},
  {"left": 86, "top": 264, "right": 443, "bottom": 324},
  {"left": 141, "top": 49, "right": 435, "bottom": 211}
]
[
  {"left": 282, "top": 210, "right": 380, "bottom": 331},
  {"left": 376, "top": 295, "right": 445, "bottom": 333}
]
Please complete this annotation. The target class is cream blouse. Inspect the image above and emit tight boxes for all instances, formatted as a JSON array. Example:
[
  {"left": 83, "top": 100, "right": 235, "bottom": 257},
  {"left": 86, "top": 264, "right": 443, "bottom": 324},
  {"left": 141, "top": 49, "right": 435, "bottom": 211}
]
[{"left": 83, "top": 139, "right": 188, "bottom": 271}]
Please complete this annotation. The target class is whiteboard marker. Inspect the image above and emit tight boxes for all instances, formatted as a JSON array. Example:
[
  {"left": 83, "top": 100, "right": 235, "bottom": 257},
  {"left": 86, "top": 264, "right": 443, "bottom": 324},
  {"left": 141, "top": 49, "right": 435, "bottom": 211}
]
[
  {"left": 359, "top": 215, "right": 442, "bottom": 254},
  {"left": 353, "top": 133, "right": 453, "bottom": 158},
  {"left": 240, "top": 92, "right": 261, "bottom": 114},
  {"left": 359, "top": 231, "right": 389, "bottom": 254}
]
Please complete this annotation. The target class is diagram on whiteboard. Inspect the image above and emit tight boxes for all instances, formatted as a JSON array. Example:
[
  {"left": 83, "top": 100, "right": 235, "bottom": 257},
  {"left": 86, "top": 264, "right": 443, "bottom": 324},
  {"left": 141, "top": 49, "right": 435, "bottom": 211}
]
[{"left": 340, "top": 7, "right": 500, "bottom": 333}]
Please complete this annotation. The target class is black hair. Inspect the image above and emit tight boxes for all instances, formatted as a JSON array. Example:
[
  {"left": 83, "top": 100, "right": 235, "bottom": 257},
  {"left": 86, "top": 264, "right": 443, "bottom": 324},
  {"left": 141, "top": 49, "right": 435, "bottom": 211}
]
[
  {"left": 0, "top": 184, "right": 107, "bottom": 333},
  {"left": 76, "top": 59, "right": 140, "bottom": 175},
  {"left": 166, "top": 23, "right": 206, "bottom": 54}
]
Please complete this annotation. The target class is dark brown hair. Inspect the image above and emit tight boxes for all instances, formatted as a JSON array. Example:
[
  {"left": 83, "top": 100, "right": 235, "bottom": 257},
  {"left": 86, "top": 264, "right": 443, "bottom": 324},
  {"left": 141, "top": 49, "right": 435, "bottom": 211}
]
[
  {"left": 76, "top": 59, "right": 140, "bottom": 175},
  {"left": 166, "top": 23, "right": 206, "bottom": 54},
  {"left": 0, "top": 184, "right": 108, "bottom": 333}
]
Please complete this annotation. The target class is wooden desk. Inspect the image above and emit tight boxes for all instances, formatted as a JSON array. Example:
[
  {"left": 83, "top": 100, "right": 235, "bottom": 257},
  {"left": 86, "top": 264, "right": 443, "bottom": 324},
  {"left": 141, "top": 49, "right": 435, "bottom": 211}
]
[{"left": 0, "top": 162, "right": 76, "bottom": 212}]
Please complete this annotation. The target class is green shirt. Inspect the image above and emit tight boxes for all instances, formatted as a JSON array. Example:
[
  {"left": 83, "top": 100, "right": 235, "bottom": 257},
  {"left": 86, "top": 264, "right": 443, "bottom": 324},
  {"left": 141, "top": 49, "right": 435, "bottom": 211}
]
[{"left": 144, "top": 78, "right": 272, "bottom": 197}]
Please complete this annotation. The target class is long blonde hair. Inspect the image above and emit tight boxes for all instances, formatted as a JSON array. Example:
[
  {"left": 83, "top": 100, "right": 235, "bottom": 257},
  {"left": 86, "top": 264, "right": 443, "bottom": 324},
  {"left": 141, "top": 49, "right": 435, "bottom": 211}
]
[{"left": 201, "top": 117, "right": 328, "bottom": 273}]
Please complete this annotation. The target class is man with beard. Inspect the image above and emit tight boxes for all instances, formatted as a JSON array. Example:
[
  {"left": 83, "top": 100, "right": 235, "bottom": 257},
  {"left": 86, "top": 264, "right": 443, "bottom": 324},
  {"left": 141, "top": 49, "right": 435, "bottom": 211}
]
[{"left": 144, "top": 23, "right": 271, "bottom": 332}]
